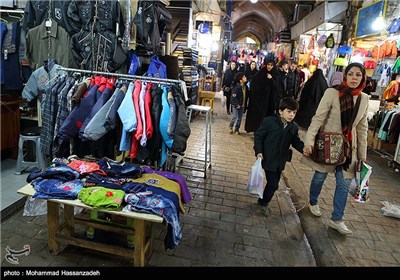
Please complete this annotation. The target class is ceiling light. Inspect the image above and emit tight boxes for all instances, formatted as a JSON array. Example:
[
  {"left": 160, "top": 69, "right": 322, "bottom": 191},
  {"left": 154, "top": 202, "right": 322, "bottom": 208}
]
[
  {"left": 372, "top": 11, "right": 385, "bottom": 31},
  {"left": 250, "top": 0, "right": 258, "bottom": 3}
]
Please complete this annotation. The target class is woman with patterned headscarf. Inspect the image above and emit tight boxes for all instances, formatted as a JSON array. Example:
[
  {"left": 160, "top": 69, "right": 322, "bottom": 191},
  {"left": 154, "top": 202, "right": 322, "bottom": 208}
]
[{"left": 302, "top": 63, "right": 369, "bottom": 236}]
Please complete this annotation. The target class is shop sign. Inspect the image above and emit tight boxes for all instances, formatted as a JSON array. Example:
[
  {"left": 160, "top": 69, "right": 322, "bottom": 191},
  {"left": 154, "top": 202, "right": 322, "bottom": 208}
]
[{"left": 198, "top": 23, "right": 209, "bottom": 34}]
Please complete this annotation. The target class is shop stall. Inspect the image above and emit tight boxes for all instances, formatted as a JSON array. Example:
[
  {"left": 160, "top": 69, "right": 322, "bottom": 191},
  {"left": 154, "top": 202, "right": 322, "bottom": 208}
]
[{"left": 348, "top": 0, "right": 400, "bottom": 165}]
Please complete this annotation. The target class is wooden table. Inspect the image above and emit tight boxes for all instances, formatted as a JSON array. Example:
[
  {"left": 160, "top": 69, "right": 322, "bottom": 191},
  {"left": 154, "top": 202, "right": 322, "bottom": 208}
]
[{"left": 17, "top": 184, "right": 163, "bottom": 266}]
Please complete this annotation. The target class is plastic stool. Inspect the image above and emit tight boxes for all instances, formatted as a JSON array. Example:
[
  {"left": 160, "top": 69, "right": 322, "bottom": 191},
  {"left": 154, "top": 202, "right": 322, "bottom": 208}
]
[{"left": 15, "top": 127, "right": 46, "bottom": 175}]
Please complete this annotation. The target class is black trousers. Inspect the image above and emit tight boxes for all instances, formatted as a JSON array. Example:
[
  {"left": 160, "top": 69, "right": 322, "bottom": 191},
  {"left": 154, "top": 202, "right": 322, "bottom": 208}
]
[
  {"left": 259, "top": 170, "right": 282, "bottom": 206},
  {"left": 225, "top": 93, "right": 231, "bottom": 113}
]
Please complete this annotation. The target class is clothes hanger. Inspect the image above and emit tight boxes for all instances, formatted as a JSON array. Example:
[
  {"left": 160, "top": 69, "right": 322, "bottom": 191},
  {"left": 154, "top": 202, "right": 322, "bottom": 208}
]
[{"left": 7, "top": 12, "right": 23, "bottom": 21}]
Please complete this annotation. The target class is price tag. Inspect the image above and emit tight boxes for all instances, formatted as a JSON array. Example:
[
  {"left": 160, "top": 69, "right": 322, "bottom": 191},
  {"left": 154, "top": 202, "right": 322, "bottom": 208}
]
[{"left": 45, "top": 19, "right": 52, "bottom": 28}]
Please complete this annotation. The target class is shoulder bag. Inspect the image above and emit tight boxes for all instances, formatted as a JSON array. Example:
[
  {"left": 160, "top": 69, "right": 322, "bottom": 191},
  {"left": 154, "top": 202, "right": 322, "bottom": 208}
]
[{"left": 312, "top": 95, "right": 361, "bottom": 165}]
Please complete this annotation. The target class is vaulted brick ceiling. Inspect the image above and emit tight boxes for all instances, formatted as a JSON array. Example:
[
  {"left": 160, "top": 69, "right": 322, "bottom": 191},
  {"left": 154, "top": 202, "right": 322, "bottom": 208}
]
[{"left": 231, "top": 1, "right": 314, "bottom": 43}]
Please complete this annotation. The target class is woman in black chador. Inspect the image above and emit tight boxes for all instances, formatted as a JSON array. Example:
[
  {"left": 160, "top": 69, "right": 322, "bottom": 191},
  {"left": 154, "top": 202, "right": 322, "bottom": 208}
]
[
  {"left": 295, "top": 68, "right": 329, "bottom": 129},
  {"left": 244, "top": 59, "right": 278, "bottom": 133}
]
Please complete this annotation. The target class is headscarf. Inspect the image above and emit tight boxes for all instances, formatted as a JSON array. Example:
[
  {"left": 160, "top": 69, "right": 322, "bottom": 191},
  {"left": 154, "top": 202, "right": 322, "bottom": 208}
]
[{"left": 334, "top": 63, "right": 366, "bottom": 170}]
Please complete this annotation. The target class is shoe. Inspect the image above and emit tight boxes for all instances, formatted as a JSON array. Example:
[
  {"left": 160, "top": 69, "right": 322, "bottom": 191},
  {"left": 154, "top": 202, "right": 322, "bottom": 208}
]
[
  {"left": 229, "top": 128, "right": 233, "bottom": 134},
  {"left": 329, "top": 220, "right": 352, "bottom": 235},
  {"left": 260, "top": 206, "right": 270, "bottom": 217},
  {"left": 258, "top": 198, "right": 268, "bottom": 206},
  {"left": 309, "top": 204, "right": 322, "bottom": 217},
  {"left": 235, "top": 131, "right": 240, "bottom": 135}
]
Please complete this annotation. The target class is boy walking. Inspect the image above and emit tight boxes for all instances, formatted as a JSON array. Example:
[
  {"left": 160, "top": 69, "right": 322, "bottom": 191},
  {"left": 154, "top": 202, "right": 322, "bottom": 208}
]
[
  {"left": 254, "top": 98, "right": 305, "bottom": 216},
  {"left": 229, "top": 72, "right": 247, "bottom": 135}
]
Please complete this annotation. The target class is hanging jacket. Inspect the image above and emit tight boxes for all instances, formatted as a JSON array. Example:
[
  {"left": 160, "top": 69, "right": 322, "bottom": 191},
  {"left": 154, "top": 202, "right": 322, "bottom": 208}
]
[
  {"left": 136, "top": 86, "right": 163, "bottom": 166},
  {"left": 57, "top": 77, "right": 103, "bottom": 141},
  {"left": 170, "top": 84, "right": 191, "bottom": 154},
  {"left": 79, "top": 78, "right": 116, "bottom": 141},
  {"left": 83, "top": 84, "right": 126, "bottom": 142},
  {"left": 71, "top": 29, "right": 122, "bottom": 72},
  {"left": 22, "top": 0, "right": 74, "bottom": 35},
  {"left": 66, "top": 0, "right": 125, "bottom": 34},
  {"left": 134, "top": 0, "right": 161, "bottom": 53}
]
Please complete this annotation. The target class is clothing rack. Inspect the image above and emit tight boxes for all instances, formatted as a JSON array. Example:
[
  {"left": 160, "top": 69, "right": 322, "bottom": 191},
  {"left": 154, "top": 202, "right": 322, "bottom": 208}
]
[
  {"left": 0, "top": 9, "right": 24, "bottom": 14},
  {"left": 56, "top": 66, "right": 182, "bottom": 85}
]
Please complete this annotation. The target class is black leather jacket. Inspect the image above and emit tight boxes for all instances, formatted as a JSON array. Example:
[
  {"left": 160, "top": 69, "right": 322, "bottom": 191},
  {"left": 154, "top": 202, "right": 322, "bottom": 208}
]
[
  {"left": 67, "top": 0, "right": 125, "bottom": 35},
  {"left": 68, "top": 0, "right": 126, "bottom": 72},
  {"left": 71, "top": 29, "right": 124, "bottom": 72}
]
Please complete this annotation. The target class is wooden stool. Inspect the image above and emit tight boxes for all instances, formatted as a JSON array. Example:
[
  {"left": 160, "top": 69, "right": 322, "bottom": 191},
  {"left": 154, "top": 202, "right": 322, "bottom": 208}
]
[
  {"left": 199, "top": 91, "right": 215, "bottom": 113},
  {"left": 201, "top": 97, "right": 214, "bottom": 112}
]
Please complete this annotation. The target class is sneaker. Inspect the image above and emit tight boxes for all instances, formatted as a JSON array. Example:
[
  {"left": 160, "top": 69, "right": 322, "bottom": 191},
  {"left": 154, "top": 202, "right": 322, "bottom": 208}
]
[
  {"left": 229, "top": 128, "right": 233, "bottom": 134},
  {"left": 258, "top": 198, "right": 268, "bottom": 206},
  {"left": 235, "top": 131, "right": 240, "bottom": 135},
  {"left": 329, "top": 220, "right": 352, "bottom": 235},
  {"left": 260, "top": 206, "right": 270, "bottom": 217},
  {"left": 309, "top": 204, "right": 322, "bottom": 217}
]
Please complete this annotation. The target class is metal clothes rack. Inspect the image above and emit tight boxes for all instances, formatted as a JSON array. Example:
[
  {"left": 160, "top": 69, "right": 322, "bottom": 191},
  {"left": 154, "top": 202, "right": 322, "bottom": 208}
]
[
  {"left": 56, "top": 66, "right": 182, "bottom": 85},
  {"left": 0, "top": 9, "right": 25, "bottom": 14}
]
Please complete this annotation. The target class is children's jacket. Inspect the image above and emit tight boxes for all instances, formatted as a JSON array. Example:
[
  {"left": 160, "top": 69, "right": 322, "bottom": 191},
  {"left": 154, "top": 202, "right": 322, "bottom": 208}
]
[{"left": 254, "top": 113, "right": 304, "bottom": 173}]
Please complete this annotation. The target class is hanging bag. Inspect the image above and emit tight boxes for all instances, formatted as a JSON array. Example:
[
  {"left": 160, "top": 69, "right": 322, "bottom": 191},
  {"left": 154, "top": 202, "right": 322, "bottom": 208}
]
[{"left": 246, "top": 158, "right": 266, "bottom": 198}]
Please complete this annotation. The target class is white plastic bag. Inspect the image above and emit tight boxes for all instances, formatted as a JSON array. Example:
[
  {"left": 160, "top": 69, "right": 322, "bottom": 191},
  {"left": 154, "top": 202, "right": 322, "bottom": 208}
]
[
  {"left": 219, "top": 90, "right": 226, "bottom": 108},
  {"left": 246, "top": 158, "right": 266, "bottom": 198},
  {"left": 23, "top": 197, "right": 47, "bottom": 216},
  {"left": 381, "top": 201, "right": 400, "bottom": 219}
]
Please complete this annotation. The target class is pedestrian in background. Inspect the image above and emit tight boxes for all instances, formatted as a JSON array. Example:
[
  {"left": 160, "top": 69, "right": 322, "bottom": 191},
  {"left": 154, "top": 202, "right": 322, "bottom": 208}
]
[
  {"left": 245, "top": 61, "right": 258, "bottom": 90},
  {"left": 254, "top": 98, "right": 305, "bottom": 216},
  {"left": 229, "top": 72, "right": 247, "bottom": 135},
  {"left": 244, "top": 59, "right": 278, "bottom": 133},
  {"left": 287, "top": 60, "right": 300, "bottom": 99},
  {"left": 275, "top": 60, "right": 289, "bottom": 110},
  {"left": 302, "top": 62, "right": 369, "bottom": 235},
  {"left": 222, "top": 61, "right": 238, "bottom": 115},
  {"left": 295, "top": 68, "right": 328, "bottom": 129}
]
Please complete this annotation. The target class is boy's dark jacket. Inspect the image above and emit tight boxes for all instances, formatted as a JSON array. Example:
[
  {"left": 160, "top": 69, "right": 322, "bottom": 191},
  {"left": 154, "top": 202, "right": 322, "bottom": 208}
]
[
  {"left": 254, "top": 113, "right": 304, "bottom": 172},
  {"left": 230, "top": 83, "right": 244, "bottom": 107}
]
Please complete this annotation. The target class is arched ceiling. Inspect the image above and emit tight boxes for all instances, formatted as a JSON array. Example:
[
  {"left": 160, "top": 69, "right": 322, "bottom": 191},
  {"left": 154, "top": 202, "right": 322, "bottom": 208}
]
[{"left": 230, "top": 1, "right": 315, "bottom": 43}]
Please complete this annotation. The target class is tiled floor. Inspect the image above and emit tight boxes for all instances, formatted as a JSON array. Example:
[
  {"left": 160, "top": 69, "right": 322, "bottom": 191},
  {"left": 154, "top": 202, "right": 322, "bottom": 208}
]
[{"left": 1, "top": 159, "right": 31, "bottom": 219}]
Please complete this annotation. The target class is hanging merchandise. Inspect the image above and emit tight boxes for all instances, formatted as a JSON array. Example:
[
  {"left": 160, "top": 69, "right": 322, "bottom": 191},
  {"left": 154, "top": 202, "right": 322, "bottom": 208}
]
[
  {"left": 147, "top": 55, "right": 167, "bottom": 78},
  {"left": 317, "top": 35, "right": 327, "bottom": 48},
  {"left": 337, "top": 45, "right": 353, "bottom": 55},
  {"left": 308, "top": 34, "right": 315, "bottom": 50},
  {"left": 386, "top": 17, "right": 400, "bottom": 34},
  {"left": 325, "top": 33, "right": 335, "bottom": 48},
  {"left": 128, "top": 51, "right": 140, "bottom": 75},
  {"left": 364, "top": 60, "right": 377, "bottom": 69},
  {"left": 334, "top": 56, "right": 348, "bottom": 67}
]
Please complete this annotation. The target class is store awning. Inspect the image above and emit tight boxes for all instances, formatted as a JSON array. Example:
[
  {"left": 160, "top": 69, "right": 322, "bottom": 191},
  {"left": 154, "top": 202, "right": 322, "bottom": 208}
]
[{"left": 291, "top": 1, "right": 348, "bottom": 40}]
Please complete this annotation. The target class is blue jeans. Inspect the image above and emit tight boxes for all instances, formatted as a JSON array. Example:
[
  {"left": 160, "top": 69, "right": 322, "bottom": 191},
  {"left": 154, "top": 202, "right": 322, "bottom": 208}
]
[
  {"left": 229, "top": 106, "right": 243, "bottom": 131},
  {"left": 309, "top": 166, "right": 351, "bottom": 221}
]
